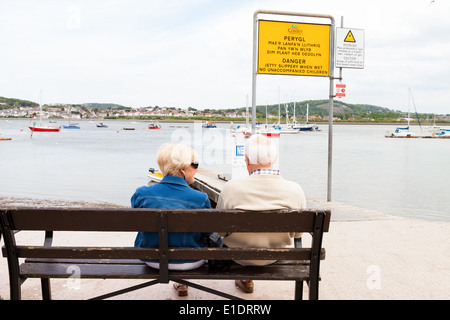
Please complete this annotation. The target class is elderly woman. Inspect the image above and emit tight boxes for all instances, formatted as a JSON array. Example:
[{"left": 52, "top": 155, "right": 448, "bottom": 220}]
[{"left": 132, "top": 143, "right": 211, "bottom": 296}]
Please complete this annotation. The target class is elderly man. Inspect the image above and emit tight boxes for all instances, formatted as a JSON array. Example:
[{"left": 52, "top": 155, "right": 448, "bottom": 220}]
[{"left": 216, "top": 134, "right": 307, "bottom": 293}]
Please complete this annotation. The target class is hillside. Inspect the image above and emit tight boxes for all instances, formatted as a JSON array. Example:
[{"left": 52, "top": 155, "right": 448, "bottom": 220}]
[
  {"left": 250, "top": 100, "right": 399, "bottom": 118},
  {"left": 0, "top": 97, "right": 127, "bottom": 110},
  {"left": 82, "top": 103, "right": 128, "bottom": 109},
  {"left": 0, "top": 95, "right": 429, "bottom": 123},
  {"left": 0, "top": 97, "right": 36, "bottom": 108}
]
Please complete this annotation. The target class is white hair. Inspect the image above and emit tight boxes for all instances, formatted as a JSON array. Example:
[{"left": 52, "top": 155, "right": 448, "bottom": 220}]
[
  {"left": 156, "top": 143, "right": 197, "bottom": 176},
  {"left": 245, "top": 134, "right": 278, "bottom": 165}
]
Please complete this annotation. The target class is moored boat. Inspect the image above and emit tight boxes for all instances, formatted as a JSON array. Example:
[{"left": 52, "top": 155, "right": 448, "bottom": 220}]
[
  {"left": 273, "top": 124, "right": 300, "bottom": 134},
  {"left": 385, "top": 89, "right": 422, "bottom": 138},
  {"left": 148, "top": 122, "right": 161, "bottom": 129},
  {"left": 28, "top": 91, "right": 60, "bottom": 133},
  {"left": 202, "top": 121, "right": 217, "bottom": 128},
  {"left": 62, "top": 123, "right": 80, "bottom": 129},
  {"left": 29, "top": 124, "right": 60, "bottom": 132},
  {"left": 261, "top": 131, "right": 281, "bottom": 137},
  {"left": 290, "top": 103, "right": 319, "bottom": 132},
  {"left": 147, "top": 167, "right": 163, "bottom": 184}
]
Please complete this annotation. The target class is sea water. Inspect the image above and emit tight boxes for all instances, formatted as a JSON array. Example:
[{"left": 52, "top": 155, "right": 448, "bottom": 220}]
[{"left": 0, "top": 119, "right": 449, "bottom": 222}]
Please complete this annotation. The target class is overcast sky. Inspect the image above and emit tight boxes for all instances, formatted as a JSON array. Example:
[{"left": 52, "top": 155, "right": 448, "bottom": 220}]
[{"left": 1, "top": 0, "right": 449, "bottom": 114}]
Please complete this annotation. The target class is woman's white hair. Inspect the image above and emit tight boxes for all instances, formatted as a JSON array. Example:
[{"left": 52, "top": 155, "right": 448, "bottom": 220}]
[
  {"left": 245, "top": 134, "right": 278, "bottom": 165},
  {"left": 156, "top": 143, "right": 197, "bottom": 176}
]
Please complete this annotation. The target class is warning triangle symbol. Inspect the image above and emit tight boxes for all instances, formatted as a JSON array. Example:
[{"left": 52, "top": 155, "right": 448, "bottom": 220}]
[{"left": 344, "top": 30, "right": 356, "bottom": 42}]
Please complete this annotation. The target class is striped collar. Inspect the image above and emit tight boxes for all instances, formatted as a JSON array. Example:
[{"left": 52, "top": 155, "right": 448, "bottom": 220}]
[{"left": 249, "top": 169, "right": 280, "bottom": 176}]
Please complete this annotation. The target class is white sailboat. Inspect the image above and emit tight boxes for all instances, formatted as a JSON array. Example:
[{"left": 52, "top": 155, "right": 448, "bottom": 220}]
[
  {"left": 230, "top": 96, "right": 251, "bottom": 135},
  {"left": 291, "top": 103, "right": 319, "bottom": 131},
  {"left": 274, "top": 103, "right": 300, "bottom": 134},
  {"left": 385, "top": 89, "right": 422, "bottom": 138},
  {"left": 272, "top": 89, "right": 299, "bottom": 134}
]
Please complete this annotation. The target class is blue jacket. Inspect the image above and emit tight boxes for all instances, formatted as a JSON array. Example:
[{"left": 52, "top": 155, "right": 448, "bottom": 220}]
[{"left": 132, "top": 175, "right": 211, "bottom": 263}]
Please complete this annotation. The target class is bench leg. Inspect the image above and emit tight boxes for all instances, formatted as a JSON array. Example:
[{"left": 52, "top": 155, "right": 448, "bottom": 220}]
[
  {"left": 308, "top": 279, "right": 319, "bottom": 300},
  {"left": 294, "top": 280, "right": 303, "bottom": 300},
  {"left": 9, "top": 276, "right": 21, "bottom": 300},
  {"left": 6, "top": 260, "right": 22, "bottom": 300},
  {"left": 41, "top": 278, "right": 51, "bottom": 300}
]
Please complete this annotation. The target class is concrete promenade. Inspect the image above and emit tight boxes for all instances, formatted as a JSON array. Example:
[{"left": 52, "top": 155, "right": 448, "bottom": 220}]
[{"left": 1, "top": 194, "right": 449, "bottom": 300}]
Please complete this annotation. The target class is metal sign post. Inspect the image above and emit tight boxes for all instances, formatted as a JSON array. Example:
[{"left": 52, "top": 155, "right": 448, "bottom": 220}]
[{"left": 252, "top": 10, "right": 335, "bottom": 201}]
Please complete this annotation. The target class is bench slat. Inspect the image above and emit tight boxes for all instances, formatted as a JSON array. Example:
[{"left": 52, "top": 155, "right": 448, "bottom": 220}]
[
  {"left": 8, "top": 246, "right": 325, "bottom": 261},
  {"left": 24, "top": 258, "right": 311, "bottom": 266},
  {"left": 20, "top": 262, "right": 311, "bottom": 281}
]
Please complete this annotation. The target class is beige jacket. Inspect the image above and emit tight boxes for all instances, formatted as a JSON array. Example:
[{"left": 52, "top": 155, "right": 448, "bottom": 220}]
[{"left": 216, "top": 174, "right": 307, "bottom": 265}]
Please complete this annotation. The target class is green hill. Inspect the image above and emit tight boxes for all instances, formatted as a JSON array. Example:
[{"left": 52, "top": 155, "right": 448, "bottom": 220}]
[
  {"left": 82, "top": 103, "right": 128, "bottom": 109},
  {"left": 253, "top": 99, "right": 399, "bottom": 117},
  {"left": 0, "top": 96, "right": 36, "bottom": 109}
]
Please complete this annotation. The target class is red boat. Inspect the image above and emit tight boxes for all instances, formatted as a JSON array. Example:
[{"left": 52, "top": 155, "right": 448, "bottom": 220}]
[
  {"left": 29, "top": 125, "right": 60, "bottom": 132},
  {"left": 261, "top": 131, "right": 280, "bottom": 137},
  {"left": 242, "top": 129, "right": 280, "bottom": 137},
  {"left": 148, "top": 122, "right": 161, "bottom": 129},
  {"left": 29, "top": 95, "right": 60, "bottom": 132}
]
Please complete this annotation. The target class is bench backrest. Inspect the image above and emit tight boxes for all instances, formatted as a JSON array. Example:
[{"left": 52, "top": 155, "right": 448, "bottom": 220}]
[
  {"left": 1, "top": 207, "right": 330, "bottom": 232},
  {"left": 1, "top": 207, "right": 330, "bottom": 282}
]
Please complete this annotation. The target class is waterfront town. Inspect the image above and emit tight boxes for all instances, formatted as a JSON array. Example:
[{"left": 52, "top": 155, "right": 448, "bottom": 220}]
[
  {"left": 0, "top": 102, "right": 330, "bottom": 122},
  {"left": 0, "top": 102, "right": 252, "bottom": 120},
  {"left": 1, "top": 98, "right": 449, "bottom": 123}
]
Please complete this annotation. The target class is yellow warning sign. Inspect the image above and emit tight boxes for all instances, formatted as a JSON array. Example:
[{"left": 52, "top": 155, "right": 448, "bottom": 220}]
[
  {"left": 258, "top": 20, "right": 330, "bottom": 77},
  {"left": 344, "top": 30, "right": 356, "bottom": 42}
]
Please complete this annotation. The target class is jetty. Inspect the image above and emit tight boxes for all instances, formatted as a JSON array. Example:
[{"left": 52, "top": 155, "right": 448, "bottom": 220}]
[
  {"left": 0, "top": 168, "right": 449, "bottom": 300},
  {"left": 385, "top": 133, "right": 450, "bottom": 139}
]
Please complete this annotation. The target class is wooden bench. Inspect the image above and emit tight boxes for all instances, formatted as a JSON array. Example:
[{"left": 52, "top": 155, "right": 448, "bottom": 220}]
[{"left": 0, "top": 207, "right": 330, "bottom": 300}]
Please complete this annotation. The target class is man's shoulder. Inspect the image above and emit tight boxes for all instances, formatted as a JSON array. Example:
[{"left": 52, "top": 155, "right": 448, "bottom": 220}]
[
  {"left": 251, "top": 174, "right": 304, "bottom": 194},
  {"left": 223, "top": 177, "right": 251, "bottom": 187}
]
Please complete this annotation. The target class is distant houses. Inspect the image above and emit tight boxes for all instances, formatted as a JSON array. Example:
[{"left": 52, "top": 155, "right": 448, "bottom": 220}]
[
  {"left": 1, "top": 102, "right": 449, "bottom": 122},
  {"left": 0, "top": 104, "right": 246, "bottom": 120}
]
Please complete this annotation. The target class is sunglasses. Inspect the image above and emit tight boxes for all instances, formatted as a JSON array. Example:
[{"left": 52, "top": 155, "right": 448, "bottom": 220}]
[{"left": 191, "top": 161, "right": 199, "bottom": 169}]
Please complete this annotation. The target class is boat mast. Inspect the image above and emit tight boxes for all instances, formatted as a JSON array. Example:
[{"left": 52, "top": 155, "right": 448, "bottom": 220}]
[
  {"left": 278, "top": 87, "right": 281, "bottom": 126},
  {"left": 306, "top": 103, "right": 309, "bottom": 124},
  {"left": 245, "top": 95, "right": 249, "bottom": 128},
  {"left": 409, "top": 88, "right": 422, "bottom": 131},
  {"left": 285, "top": 103, "right": 289, "bottom": 125},
  {"left": 39, "top": 90, "right": 43, "bottom": 126},
  {"left": 293, "top": 101, "right": 296, "bottom": 125},
  {"left": 265, "top": 103, "right": 268, "bottom": 128},
  {"left": 407, "top": 88, "right": 411, "bottom": 129}
]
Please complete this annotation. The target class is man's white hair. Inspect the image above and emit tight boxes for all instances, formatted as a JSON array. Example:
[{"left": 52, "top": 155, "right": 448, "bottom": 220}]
[{"left": 245, "top": 134, "right": 278, "bottom": 165}]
